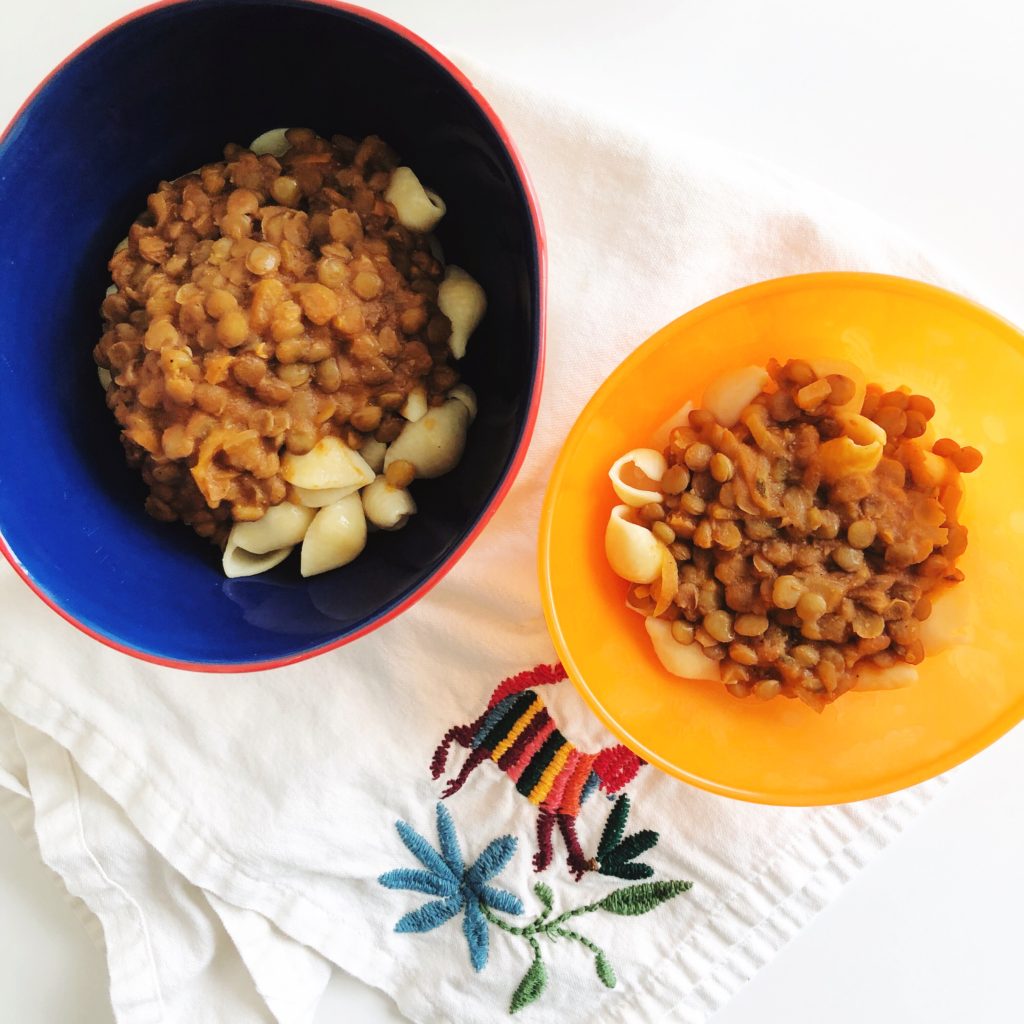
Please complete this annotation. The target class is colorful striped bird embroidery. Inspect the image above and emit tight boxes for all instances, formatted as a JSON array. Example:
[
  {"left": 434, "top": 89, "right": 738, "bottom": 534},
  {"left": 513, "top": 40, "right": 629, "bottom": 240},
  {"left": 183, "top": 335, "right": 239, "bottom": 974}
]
[{"left": 430, "top": 663, "right": 646, "bottom": 880}]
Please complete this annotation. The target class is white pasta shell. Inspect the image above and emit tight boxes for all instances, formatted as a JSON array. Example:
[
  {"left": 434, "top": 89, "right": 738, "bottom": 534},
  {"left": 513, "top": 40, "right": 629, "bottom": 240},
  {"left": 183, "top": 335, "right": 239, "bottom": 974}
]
[
  {"left": 401, "top": 385, "right": 428, "bottom": 423},
  {"left": 447, "top": 384, "right": 478, "bottom": 423},
  {"left": 608, "top": 448, "right": 667, "bottom": 507},
  {"left": 97, "top": 367, "right": 112, "bottom": 391},
  {"left": 222, "top": 540, "right": 293, "bottom": 579},
  {"left": 249, "top": 128, "right": 290, "bottom": 157},
  {"left": 362, "top": 476, "right": 417, "bottom": 531},
  {"left": 360, "top": 437, "right": 387, "bottom": 474},
  {"left": 105, "top": 283, "right": 118, "bottom": 297},
  {"left": 281, "top": 435, "right": 374, "bottom": 491},
  {"left": 702, "top": 365, "right": 770, "bottom": 427},
  {"left": 438, "top": 265, "right": 486, "bottom": 360},
  {"left": 813, "top": 414, "right": 888, "bottom": 483},
  {"left": 644, "top": 618, "right": 721, "bottom": 680},
  {"left": 905, "top": 445, "right": 951, "bottom": 490},
  {"left": 817, "top": 436, "right": 883, "bottom": 483},
  {"left": 605, "top": 505, "right": 662, "bottom": 584},
  {"left": 840, "top": 413, "right": 887, "bottom": 447},
  {"left": 383, "top": 399, "right": 470, "bottom": 479},
  {"left": 291, "top": 484, "right": 362, "bottom": 508},
  {"left": 300, "top": 493, "right": 368, "bottom": 577},
  {"left": 385, "top": 166, "right": 446, "bottom": 232},
  {"left": 228, "top": 503, "right": 315, "bottom": 554}
]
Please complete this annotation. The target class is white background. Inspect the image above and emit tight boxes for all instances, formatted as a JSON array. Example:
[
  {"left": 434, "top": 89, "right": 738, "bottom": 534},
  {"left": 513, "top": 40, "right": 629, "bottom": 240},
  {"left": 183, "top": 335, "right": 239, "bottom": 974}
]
[{"left": 2, "top": 1, "right": 1022, "bottom": 1022}]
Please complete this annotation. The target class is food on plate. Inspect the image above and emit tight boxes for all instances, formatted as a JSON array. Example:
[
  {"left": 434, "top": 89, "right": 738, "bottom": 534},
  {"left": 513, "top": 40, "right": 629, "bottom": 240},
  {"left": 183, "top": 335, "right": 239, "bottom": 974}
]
[
  {"left": 93, "top": 128, "right": 486, "bottom": 577},
  {"left": 604, "top": 357, "right": 982, "bottom": 709}
]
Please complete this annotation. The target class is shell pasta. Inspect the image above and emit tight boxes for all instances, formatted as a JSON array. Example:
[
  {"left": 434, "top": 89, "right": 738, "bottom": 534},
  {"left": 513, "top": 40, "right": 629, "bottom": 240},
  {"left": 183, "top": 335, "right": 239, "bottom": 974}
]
[
  {"left": 383, "top": 399, "right": 471, "bottom": 479},
  {"left": 384, "top": 166, "right": 447, "bottom": 232},
  {"left": 362, "top": 476, "right": 416, "bottom": 531},
  {"left": 605, "top": 504, "right": 665, "bottom": 584},
  {"left": 300, "top": 493, "right": 368, "bottom": 578},
  {"left": 438, "top": 266, "right": 487, "bottom": 360}
]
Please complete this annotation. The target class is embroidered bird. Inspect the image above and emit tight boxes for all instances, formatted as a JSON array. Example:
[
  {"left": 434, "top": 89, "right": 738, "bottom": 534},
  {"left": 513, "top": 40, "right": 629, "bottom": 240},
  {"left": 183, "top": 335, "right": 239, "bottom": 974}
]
[{"left": 430, "top": 663, "right": 647, "bottom": 880}]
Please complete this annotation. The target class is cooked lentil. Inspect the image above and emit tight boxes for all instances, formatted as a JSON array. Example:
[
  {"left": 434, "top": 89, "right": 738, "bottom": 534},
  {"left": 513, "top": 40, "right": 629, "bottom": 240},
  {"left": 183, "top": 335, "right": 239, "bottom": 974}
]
[
  {"left": 613, "top": 358, "right": 982, "bottom": 709},
  {"left": 94, "top": 129, "right": 457, "bottom": 544}
]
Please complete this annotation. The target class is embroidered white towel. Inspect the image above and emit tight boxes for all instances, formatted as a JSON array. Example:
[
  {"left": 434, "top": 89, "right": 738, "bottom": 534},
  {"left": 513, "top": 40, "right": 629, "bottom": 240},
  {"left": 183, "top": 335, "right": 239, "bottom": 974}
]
[{"left": 0, "top": 67, "right": 964, "bottom": 1024}]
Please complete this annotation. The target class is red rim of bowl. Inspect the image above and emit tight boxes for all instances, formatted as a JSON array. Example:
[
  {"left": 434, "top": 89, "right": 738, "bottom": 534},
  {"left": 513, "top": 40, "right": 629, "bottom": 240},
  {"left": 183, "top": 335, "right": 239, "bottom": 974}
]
[{"left": 0, "top": 0, "right": 547, "bottom": 673}]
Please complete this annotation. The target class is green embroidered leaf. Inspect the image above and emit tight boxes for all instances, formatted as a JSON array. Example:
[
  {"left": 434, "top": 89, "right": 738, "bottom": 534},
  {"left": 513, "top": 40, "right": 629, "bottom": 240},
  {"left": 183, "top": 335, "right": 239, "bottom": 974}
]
[
  {"left": 601, "top": 829, "right": 659, "bottom": 867},
  {"left": 509, "top": 955, "right": 548, "bottom": 1014},
  {"left": 597, "top": 795, "right": 630, "bottom": 858},
  {"left": 597, "top": 880, "right": 693, "bottom": 915},
  {"left": 600, "top": 859, "right": 654, "bottom": 880},
  {"left": 533, "top": 881, "right": 554, "bottom": 918},
  {"left": 595, "top": 951, "right": 617, "bottom": 989}
]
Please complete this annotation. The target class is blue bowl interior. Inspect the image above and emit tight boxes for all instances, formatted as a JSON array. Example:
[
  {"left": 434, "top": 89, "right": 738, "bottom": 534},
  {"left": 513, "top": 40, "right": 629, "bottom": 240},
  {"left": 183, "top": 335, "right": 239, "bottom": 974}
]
[{"left": 0, "top": 0, "right": 541, "bottom": 666}]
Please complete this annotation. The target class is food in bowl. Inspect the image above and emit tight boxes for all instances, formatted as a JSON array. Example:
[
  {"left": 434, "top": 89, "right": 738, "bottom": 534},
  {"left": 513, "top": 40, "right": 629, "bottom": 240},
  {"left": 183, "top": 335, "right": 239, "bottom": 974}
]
[
  {"left": 605, "top": 357, "right": 982, "bottom": 709},
  {"left": 94, "top": 127, "right": 486, "bottom": 577}
]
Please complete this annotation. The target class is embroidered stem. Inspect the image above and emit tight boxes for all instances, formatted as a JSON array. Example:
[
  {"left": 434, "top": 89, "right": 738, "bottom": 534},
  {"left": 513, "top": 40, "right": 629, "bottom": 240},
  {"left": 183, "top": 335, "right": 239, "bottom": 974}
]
[
  {"left": 480, "top": 897, "right": 602, "bottom": 936},
  {"left": 479, "top": 901, "right": 606, "bottom": 952},
  {"left": 479, "top": 901, "right": 532, "bottom": 936},
  {"left": 543, "top": 899, "right": 603, "bottom": 929},
  {"left": 548, "top": 926, "right": 604, "bottom": 957}
]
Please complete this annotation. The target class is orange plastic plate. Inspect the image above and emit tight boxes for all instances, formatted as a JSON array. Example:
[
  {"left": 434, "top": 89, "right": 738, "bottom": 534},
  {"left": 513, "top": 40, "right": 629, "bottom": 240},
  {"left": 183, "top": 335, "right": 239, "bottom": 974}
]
[{"left": 539, "top": 273, "right": 1024, "bottom": 805}]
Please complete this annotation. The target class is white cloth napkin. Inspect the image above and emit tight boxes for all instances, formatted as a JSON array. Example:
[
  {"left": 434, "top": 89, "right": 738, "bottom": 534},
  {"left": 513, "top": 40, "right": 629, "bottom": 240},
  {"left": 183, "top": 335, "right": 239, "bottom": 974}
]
[{"left": 0, "top": 68, "right": 961, "bottom": 1024}]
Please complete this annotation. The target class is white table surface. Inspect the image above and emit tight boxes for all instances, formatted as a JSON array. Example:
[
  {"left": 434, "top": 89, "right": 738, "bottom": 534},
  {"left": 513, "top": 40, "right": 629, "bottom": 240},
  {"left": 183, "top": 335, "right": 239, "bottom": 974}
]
[{"left": 2, "top": 2, "right": 1022, "bottom": 1022}]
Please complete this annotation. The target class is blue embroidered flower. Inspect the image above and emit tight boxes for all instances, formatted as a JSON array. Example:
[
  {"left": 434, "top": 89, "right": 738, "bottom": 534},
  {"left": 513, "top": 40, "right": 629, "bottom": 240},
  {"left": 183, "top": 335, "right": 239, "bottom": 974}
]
[{"left": 379, "top": 803, "right": 524, "bottom": 971}]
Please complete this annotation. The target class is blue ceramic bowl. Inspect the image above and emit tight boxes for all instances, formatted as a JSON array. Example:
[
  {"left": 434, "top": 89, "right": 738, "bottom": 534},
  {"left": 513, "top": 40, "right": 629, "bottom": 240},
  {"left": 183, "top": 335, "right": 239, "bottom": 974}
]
[{"left": 0, "top": 0, "right": 545, "bottom": 670}]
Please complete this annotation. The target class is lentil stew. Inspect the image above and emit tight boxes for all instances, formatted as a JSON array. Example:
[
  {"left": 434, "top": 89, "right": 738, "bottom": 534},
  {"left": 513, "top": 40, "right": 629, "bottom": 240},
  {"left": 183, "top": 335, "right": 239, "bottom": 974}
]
[
  {"left": 93, "top": 128, "right": 485, "bottom": 577},
  {"left": 605, "top": 358, "right": 982, "bottom": 710}
]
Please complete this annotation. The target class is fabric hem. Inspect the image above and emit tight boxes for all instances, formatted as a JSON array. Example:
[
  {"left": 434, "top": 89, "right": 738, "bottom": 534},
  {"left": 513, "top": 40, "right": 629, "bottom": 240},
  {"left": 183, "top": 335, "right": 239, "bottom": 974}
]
[{"left": 4, "top": 721, "right": 166, "bottom": 1023}]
